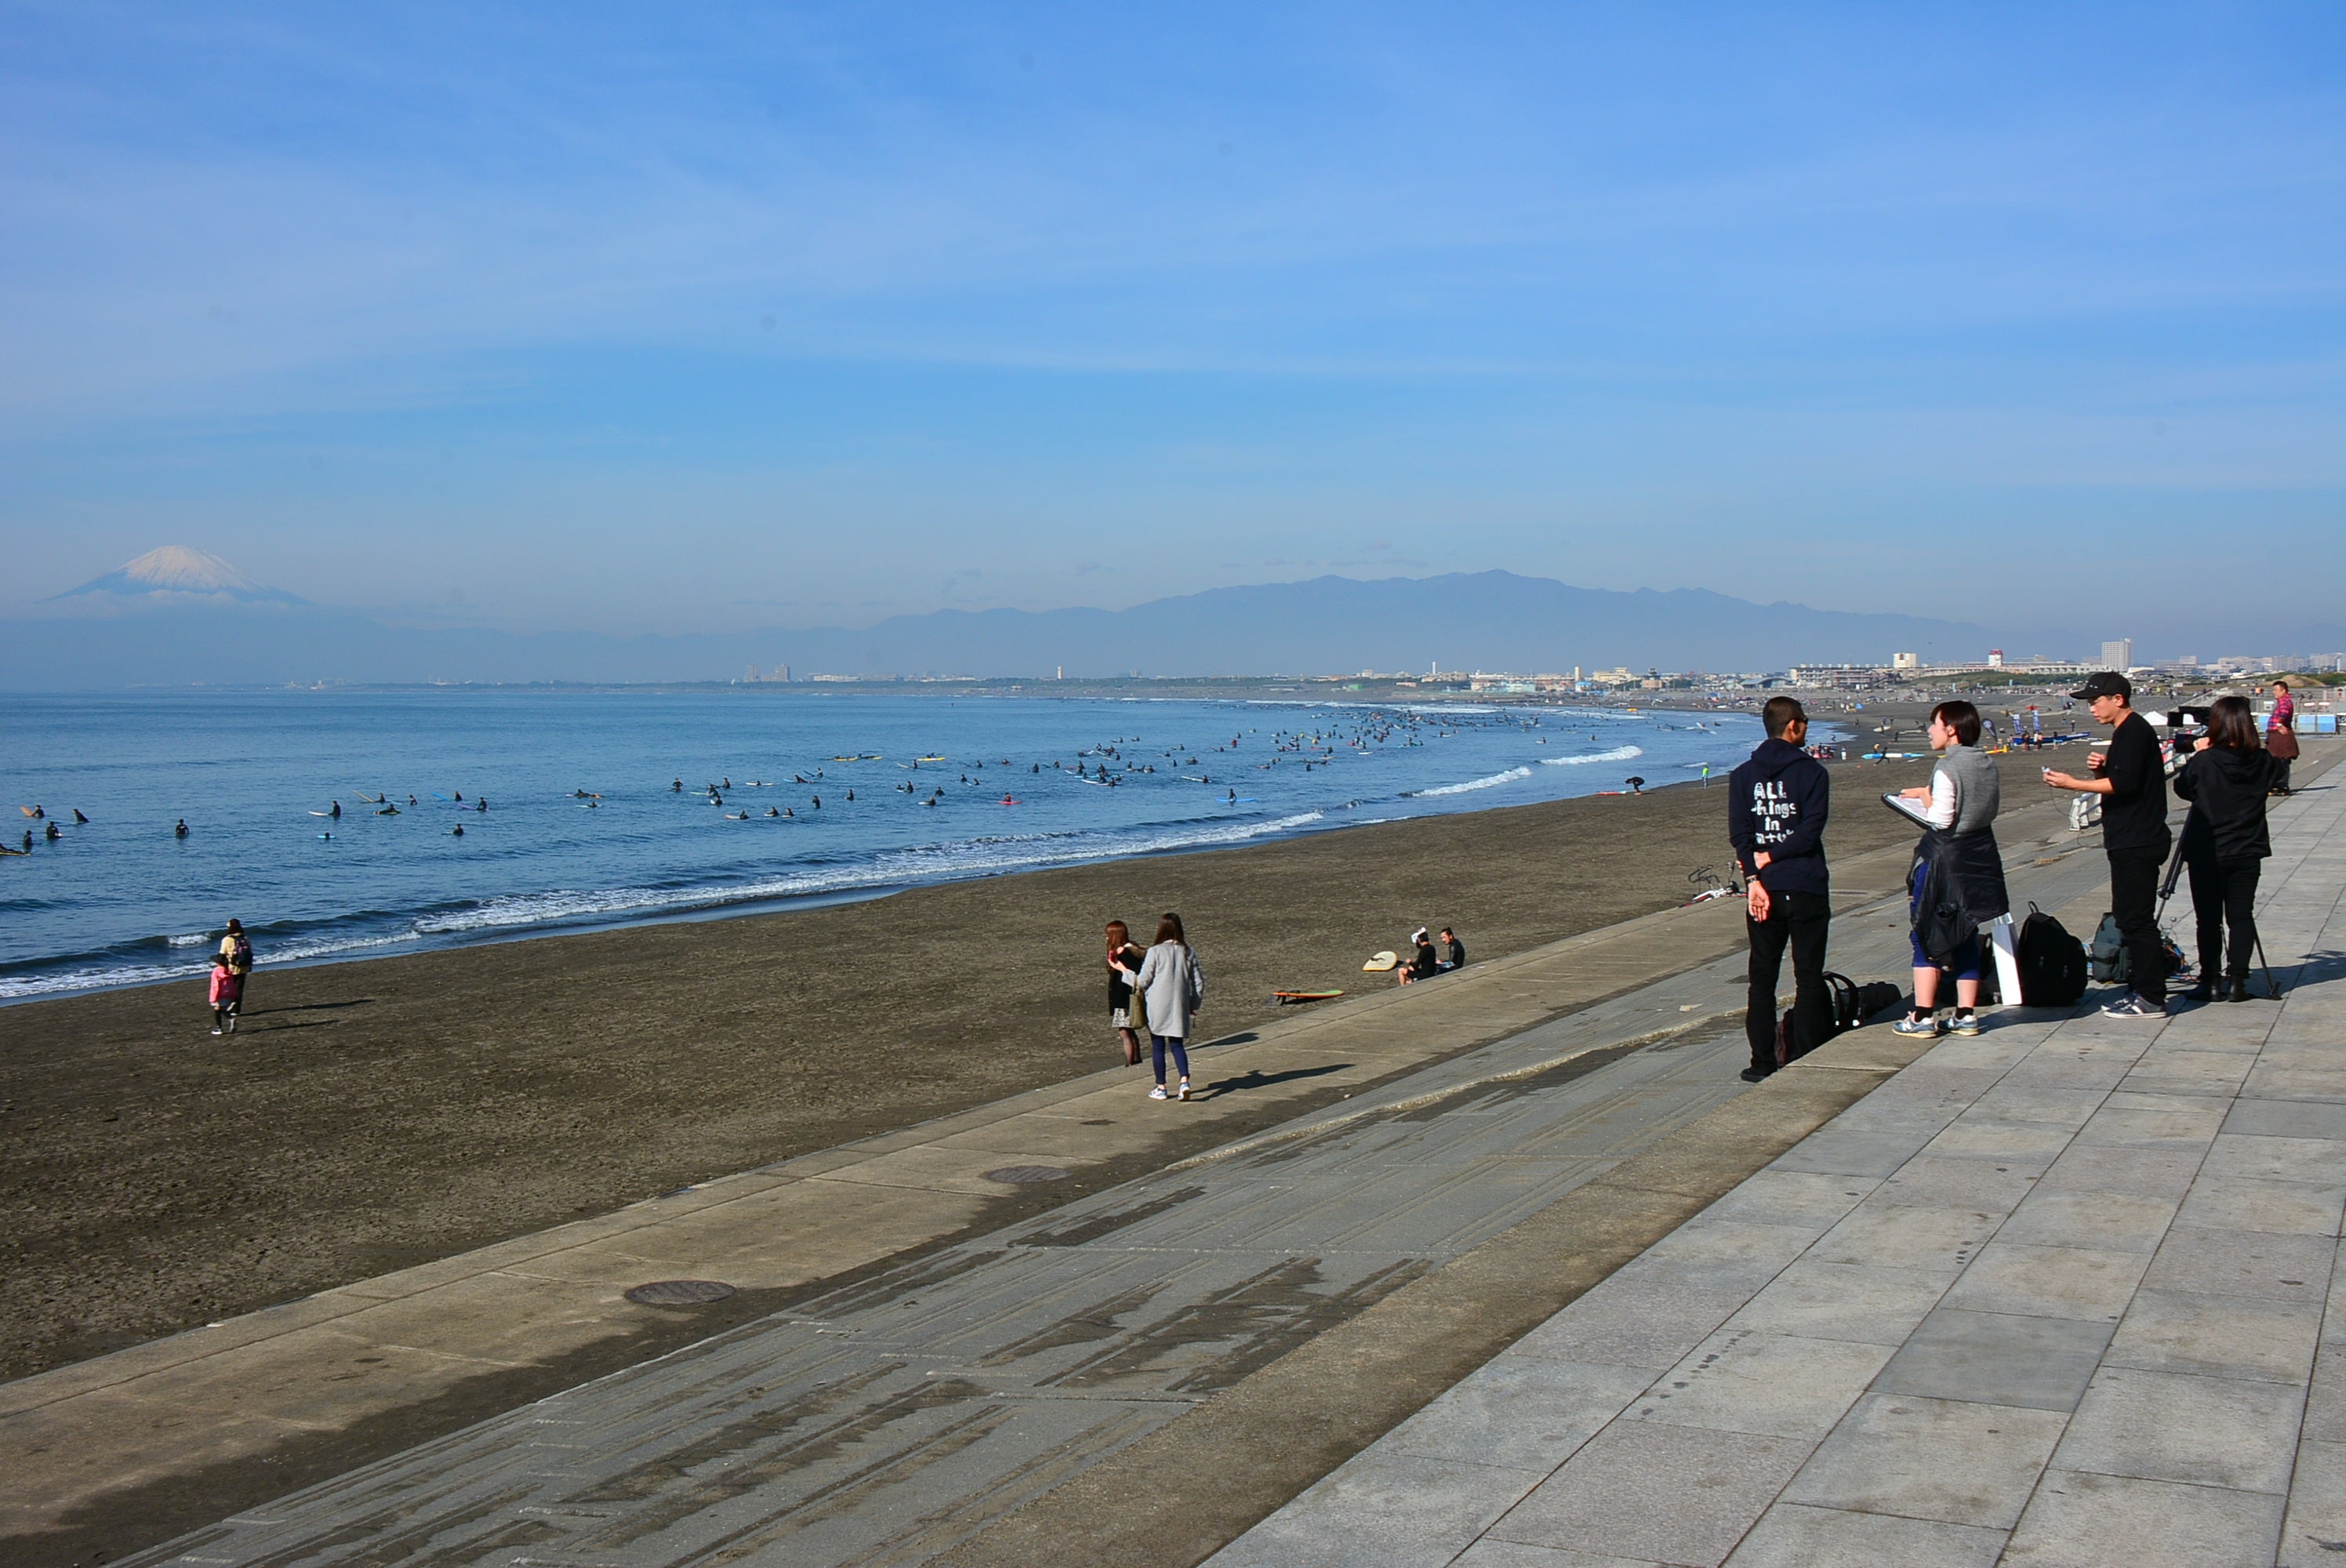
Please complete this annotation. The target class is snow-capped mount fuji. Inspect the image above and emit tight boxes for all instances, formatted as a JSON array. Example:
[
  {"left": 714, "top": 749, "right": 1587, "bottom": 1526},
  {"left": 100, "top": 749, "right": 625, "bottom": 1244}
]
[{"left": 44, "top": 546, "right": 310, "bottom": 608}]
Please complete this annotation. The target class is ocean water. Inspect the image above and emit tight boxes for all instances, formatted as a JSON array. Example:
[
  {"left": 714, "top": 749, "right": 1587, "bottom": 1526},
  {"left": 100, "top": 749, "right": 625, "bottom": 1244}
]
[{"left": 0, "top": 690, "right": 1778, "bottom": 1000}]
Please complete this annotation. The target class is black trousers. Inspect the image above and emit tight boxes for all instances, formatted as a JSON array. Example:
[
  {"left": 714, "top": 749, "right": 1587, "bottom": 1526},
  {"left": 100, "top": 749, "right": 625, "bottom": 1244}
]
[
  {"left": 2108, "top": 850, "right": 2166, "bottom": 1003},
  {"left": 1746, "top": 889, "right": 1832, "bottom": 1072},
  {"left": 2186, "top": 857, "right": 2261, "bottom": 982}
]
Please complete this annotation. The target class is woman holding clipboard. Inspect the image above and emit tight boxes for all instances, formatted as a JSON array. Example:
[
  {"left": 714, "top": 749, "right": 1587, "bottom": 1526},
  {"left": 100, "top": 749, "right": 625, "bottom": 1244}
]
[{"left": 1890, "top": 701, "right": 2008, "bottom": 1037}]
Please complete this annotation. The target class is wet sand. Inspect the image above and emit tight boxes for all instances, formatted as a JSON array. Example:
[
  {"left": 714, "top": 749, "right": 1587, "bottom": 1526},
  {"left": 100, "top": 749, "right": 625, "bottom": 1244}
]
[{"left": 1, "top": 738, "right": 2075, "bottom": 1382}]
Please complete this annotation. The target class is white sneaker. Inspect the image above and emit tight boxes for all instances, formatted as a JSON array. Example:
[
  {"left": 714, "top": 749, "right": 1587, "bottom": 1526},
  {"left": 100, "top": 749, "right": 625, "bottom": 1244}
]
[
  {"left": 210, "top": 1027, "right": 223, "bottom": 1036},
  {"left": 1177, "top": 1079, "right": 1191, "bottom": 1101},
  {"left": 1149, "top": 1085, "right": 1169, "bottom": 1100}
]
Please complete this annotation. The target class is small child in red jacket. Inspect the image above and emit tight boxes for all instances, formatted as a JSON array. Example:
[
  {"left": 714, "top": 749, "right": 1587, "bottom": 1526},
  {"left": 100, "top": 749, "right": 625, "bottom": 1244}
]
[{"left": 209, "top": 953, "right": 242, "bottom": 1036}]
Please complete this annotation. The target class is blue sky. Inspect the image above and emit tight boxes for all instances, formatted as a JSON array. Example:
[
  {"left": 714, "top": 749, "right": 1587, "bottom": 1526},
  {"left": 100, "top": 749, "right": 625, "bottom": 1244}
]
[{"left": 2, "top": 3, "right": 2341, "bottom": 647}]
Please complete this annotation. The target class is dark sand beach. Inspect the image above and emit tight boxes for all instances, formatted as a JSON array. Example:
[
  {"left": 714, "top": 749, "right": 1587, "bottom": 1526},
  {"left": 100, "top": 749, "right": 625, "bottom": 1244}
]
[{"left": 2, "top": 735, "right": 2077, "bottom": 1381}]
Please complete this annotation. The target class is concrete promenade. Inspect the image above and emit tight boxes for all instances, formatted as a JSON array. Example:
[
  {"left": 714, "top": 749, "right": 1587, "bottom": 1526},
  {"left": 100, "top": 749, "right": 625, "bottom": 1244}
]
[
  {"left": 1214, "top": 771, "right": 2346, "bottom": 1567},
  {"left": 11, "top": 750, "right": 2331, "bottom": 1568}
]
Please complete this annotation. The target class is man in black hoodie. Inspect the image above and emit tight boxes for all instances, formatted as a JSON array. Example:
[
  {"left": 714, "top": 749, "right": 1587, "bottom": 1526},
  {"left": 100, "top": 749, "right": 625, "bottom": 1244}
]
[{"left": 1729, "top": 697, "right": 1832, "bottom": 1082}]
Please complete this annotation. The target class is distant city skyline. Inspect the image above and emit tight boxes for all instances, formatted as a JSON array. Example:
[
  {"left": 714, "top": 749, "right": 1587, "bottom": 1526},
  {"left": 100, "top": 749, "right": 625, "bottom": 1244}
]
[{"left": 2, "top": 5, "right": 2340, "bottom": 641}]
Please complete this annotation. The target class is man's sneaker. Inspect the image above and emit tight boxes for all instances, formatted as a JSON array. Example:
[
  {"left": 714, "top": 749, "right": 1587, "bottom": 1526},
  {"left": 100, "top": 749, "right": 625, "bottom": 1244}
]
[
  {"left": 1892, "top": 1013, "right": 1943, "bottom": 1037},
  {"left": 1177, "top": 1079, "right": 1191, "bottom": 1102},
  {"left": 210, "top": 1027, "right": 223, "bottom": 1036},
  {"left": 2101, "top": 993, "right": 2167, "bottom": 1018},
  {"left": 1947, "top": 1012, "right": 1983, "bottom": 1036},
  {"left": 1149, "top": 1085, "right": 1169, "bottom": 1100},
  {"left": 1738, "top": 1065, "right": 1774, "bottom": 1084}
]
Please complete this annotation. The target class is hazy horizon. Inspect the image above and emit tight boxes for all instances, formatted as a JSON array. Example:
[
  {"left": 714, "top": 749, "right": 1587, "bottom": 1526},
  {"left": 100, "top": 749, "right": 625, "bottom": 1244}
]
[{"left": 3, "top": 6, "right": 2340, "bottom": 642}]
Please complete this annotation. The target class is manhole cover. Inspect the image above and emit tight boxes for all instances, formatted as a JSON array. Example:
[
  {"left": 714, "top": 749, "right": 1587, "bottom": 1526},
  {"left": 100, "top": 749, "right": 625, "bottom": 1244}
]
[
  {"left": 983, "top": 1165, "right": 1070, "bottom": 1185},
  {"left": 624, "top": 1279, "right": 738, "bottom": 1306}
]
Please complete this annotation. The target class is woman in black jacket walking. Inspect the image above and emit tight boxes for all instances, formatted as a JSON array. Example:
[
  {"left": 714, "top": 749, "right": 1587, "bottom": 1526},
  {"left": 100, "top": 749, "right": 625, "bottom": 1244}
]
[{"left": 2175, "top": 695, "right": 2278, "bottom": 1003}]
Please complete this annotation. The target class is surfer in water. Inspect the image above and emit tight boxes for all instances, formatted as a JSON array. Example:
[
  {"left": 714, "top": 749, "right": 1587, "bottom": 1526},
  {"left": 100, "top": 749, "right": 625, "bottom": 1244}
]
[
  {"left": 329, "top": 800, "right": 341, "bottom": 819},
  {"left": 175, "top": 819, "right": 189, "bottom": 838}
]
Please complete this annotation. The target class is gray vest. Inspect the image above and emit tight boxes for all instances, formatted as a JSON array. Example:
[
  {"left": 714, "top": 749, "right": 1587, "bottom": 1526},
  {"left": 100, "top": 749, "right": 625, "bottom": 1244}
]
[{"left": 1938, "top": 744, "right": 2000, "bottom": 835}]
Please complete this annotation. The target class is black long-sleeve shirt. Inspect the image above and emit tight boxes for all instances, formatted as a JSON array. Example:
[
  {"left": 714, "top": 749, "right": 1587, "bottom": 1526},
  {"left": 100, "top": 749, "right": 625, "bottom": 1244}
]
[{"left": 2097, "top": 713, "right": 2171, "bottom": 857}]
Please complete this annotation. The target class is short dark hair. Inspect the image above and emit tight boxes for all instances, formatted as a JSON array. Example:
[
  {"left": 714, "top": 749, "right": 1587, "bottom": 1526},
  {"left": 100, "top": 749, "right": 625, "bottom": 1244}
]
[
  {"left": 2274, "top": 679, "right": 2290, "bottom": 693},
  {"left": 1154, "top": 912, "right": 1187, "bottom": 946},
  {"left": 1761, "top": 696, "right": 1807, "bottom": 739},
  {"left": 2206, "top": 695, "right": 2262, "bottom": 751},
  {"left": 1931, "top": 700, "right": 1982, "bottom": 747}
]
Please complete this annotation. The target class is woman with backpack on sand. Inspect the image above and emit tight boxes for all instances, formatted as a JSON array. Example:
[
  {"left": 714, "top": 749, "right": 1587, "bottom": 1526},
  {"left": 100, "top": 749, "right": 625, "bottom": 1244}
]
[
  {"left": 2176, "top": 695, "right": 2278, "bottom": 1004},
  {"left": 1133, "top": 912, "right": 1204, "bottom": 1102}
]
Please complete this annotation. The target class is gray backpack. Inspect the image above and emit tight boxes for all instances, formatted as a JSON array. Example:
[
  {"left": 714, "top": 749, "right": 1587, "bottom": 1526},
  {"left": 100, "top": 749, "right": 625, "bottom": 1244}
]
[{"left": 2088, "top": 913, "right": 2129, "bottom": 984}]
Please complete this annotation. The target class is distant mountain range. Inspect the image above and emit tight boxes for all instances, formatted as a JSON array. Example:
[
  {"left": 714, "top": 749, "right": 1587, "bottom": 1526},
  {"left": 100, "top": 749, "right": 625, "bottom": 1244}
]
[{"left": 0, "top": 550, "right": 2015, "bottom": 690}]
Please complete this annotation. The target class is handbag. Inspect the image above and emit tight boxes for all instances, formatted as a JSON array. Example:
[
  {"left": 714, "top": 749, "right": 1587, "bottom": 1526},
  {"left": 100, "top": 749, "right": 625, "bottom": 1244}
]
[{"left": 2267, "top": 724, "right": 2301, "bottom": 761}]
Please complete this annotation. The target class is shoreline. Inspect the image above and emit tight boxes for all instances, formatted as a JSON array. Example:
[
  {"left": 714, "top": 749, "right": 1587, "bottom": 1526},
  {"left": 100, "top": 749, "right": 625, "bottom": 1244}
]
[
  {"left": 0, "top": 733, "right": 2066, "bottom": 1384},
  {"left": 0, "top": 702, "right": 1767, "bottom": 1006}
]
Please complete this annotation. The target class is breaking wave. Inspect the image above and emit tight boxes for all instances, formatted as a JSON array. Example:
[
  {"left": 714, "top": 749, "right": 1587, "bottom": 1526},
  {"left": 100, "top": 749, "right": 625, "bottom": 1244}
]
[
  {"left": 1541, "top": 745, "right": 1644, "bottom": 766},
  {"left": 1411, "top": 766, "right": 1534, "bottom": 797}
]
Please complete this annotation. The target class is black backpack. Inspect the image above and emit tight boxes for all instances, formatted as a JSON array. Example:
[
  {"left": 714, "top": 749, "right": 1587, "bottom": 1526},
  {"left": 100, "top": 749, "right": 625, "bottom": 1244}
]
[
  {"left": 1775, "top": 972, "right": 1901, "bottom": 1065},
  {"left": 2017, "top": 904, "right": 2089, "bottom": 1007}
]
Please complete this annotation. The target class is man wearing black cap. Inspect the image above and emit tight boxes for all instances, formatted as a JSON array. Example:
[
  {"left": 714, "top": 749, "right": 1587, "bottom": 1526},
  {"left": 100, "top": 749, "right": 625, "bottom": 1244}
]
[{"left": 2045, "top": 672, "right": 2171, "bottom": 1015}]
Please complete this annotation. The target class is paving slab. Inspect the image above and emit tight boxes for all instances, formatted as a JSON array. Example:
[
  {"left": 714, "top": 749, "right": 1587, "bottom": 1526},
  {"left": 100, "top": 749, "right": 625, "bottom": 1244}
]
[{"left": 1208, "top": 753, "right": 2346, "bottom": 1568}]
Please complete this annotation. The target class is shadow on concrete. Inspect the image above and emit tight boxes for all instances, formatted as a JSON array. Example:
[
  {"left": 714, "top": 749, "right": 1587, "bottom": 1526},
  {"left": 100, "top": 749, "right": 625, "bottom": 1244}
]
[{"left": 1197, "top": 1064, "right": 1353, "bottom": 1101}]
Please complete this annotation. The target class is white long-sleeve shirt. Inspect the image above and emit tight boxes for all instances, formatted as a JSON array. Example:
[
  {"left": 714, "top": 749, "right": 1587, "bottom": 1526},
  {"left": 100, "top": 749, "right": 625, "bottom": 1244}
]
[{"left": 1924, "top": 768, "right": 1959, "bottom": 829}]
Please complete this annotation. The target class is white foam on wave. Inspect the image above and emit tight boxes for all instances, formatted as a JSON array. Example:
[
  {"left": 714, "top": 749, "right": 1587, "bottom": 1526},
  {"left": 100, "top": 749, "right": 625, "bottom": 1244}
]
[
  {"left": 1541, "top": 745, "right": 1644, "bottom": 766},
  {"left": 418, "top": 811, "right": 1331, "bottom": 938},
  {"left": 167, "top": 932, "right": 211, "bottom": 947},
  {"left": 8, "top": 810, "right": 1336, "bottom": 997},
  {"left": 1414, "top": 766, "right": 1533, "bottom": 797},
  {"left": 1, "top": 930, "right": 422, "bottom": 1000}
]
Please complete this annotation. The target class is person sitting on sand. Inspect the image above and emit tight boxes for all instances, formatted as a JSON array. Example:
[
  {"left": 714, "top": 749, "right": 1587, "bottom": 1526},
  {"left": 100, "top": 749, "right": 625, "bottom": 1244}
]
[
  {"left": 1398, "top": 927, "right": 1440, "bottom": 984},
  {"left": 1439, "top": 927, "right": 1466, "bottom": 972}
]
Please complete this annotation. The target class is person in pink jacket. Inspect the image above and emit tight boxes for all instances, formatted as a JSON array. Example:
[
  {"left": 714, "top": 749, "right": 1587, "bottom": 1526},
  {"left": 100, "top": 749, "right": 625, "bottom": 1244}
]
[{"left": 209, "top": 953, "right": 242, "bottom": 1036}]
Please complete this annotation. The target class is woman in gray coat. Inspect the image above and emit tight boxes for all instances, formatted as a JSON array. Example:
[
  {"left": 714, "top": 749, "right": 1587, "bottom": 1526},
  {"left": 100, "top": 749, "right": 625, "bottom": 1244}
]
[{"left": 1134, "top": 912, "right": 1204, "bottom": 1101}]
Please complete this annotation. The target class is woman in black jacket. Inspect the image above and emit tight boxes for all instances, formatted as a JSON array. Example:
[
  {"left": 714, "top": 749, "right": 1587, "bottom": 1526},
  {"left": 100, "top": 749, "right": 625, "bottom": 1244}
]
[{"left": 2175, "top": 695, "right": 2278, "bottom": 1003}]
